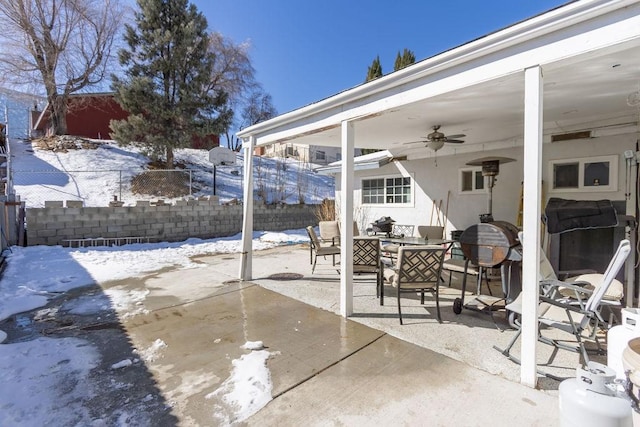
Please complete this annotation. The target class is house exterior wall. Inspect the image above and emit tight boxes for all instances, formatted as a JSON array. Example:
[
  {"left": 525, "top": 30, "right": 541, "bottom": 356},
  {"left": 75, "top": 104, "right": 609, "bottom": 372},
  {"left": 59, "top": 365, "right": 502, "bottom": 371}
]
[
  {"left": 66, "top": 96, "right": 128, "bottom": 139},
  {"left": 261, "top": 142, "right": 344, "bottom": 165},
  {"left": 335, "top": 132, "right": 636, "bottom": 237},
  {"left": 0, "top": 90, "right": 44, "bottom": 140},
  {"left": 26, "top": 202, "right": 318, "bottom": 246},
  {"left": 34, "top": 93, "right": 220, "bottom": 148}
]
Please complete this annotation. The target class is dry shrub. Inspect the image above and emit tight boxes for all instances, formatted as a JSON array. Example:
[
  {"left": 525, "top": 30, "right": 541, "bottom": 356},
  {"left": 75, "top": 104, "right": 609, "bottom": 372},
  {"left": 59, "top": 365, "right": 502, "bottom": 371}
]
[
  {"left": 130, "top": 170, "right": 190, "bottom": 197},
  {"left": 314, "top": 198, "right": 335, "bottom": 222}
]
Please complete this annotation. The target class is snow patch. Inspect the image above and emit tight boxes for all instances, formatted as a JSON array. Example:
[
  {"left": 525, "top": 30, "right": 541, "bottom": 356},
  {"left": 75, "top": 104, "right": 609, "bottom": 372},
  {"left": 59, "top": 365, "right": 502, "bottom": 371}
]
[
  {"left": 111, "top": 359, "right": 133, "bottom": 369},
  {"left": 206, "top": 348, "right": 275, "bottom": 424},
  {"left": 139, "top": 339, "right": 168, "bottom": 363}
]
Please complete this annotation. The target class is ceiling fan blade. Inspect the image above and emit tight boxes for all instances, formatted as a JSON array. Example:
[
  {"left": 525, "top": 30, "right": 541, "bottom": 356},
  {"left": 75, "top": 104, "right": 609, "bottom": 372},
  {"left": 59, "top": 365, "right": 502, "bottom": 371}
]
[
  {"left": 446, "top": 139, "right": 465, "bottom": 144},
  {"left": 403, "top": 140, "right": 426, "bottom": 145},
  {"left": 446, "top": 134, "right": 466, "bottom": 139}
]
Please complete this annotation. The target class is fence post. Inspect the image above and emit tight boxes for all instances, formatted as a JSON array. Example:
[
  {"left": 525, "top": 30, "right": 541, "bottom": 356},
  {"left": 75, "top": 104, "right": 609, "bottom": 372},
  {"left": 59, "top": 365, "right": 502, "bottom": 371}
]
[
  {"left": 0, "top": 199, "right": 5, "bottom": 251},
  {"left": 1, "top": 195, "right": 19, "bottom": 246},
  {"left": 18, "top": 200, "right": 25, "bottom": 246}
]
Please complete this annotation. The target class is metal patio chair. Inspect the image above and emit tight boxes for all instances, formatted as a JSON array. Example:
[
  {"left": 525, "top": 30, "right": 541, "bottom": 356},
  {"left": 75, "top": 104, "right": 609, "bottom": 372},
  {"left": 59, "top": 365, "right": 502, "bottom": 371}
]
[
  {"left": 495, "top": 238, "right": 631, "bottom": 365},
  {"left": 381, "top": 224, "right": 415, "bottom": 262},
  {"left": 306, "top": 226, "right": 341, "bottom": 274},
  {"left": 417, "top": 225, "right": 444, "bottom": 240},
  {"left": 353, "top": 237, "right": 383, "bottom": 301},
  {"left": 319, "top": 220, "right": 340, "bottom": 246},
  {"left": 382, "top": 245, "right": 446, "bottom": 324}
]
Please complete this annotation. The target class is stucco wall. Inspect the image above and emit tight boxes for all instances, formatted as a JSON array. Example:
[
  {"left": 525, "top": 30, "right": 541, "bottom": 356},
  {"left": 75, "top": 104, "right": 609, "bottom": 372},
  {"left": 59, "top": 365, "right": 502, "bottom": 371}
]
[
  {"left": 335, "top": 133, "right": 636, "bottom": 238},
  {"left": 26, "top": 201, "right": 318, "bottom": 246}
]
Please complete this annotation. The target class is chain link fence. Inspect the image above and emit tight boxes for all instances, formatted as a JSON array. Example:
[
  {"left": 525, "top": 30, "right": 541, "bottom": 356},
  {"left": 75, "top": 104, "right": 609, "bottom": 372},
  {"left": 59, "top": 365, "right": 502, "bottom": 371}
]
[
  {"left": 12, "top": 158, "right": 333, "bottom": 208},
  {"left": 12, "top": 169, "right": 203, "bottom": 208}
]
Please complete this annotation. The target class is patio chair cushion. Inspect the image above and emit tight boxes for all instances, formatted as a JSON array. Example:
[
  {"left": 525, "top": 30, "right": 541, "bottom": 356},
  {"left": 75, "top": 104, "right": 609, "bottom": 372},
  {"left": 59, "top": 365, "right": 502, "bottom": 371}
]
[
  {"left": 319, "top": 220, "right": 340, "bottom": 243},
  {"left": 417, "top": 225, "right": 444, "bottom": 240},
  {"left": 563, "top": 273, "right": 624, "bottom": 302},
  {"left": 316, "top": 245, "right": 341, "bottom": 257},
  {"left": 505, "top": 293, "right": 552, "bottom": 318},
  {"left": 381, "top": 243, "right": 400, "bottom": 254},
  {"left": 383, "top": 267, "right": 438, "bottom": 289}
]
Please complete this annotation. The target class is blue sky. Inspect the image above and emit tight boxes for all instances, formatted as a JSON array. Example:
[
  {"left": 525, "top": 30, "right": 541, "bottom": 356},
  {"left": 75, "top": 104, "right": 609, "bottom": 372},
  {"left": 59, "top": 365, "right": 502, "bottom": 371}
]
[{"left": 192, "top": 0, "right": 570, "bottom": 115}]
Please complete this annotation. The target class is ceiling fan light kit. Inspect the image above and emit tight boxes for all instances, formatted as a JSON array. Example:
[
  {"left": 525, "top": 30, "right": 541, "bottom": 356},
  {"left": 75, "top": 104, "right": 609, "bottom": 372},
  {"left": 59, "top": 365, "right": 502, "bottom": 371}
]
[
  {"left": 428, "top": 140, "right": 445, "bottom": 151},
  {"left": 404, "top": 125, "right": 466, "bottom": 153}
]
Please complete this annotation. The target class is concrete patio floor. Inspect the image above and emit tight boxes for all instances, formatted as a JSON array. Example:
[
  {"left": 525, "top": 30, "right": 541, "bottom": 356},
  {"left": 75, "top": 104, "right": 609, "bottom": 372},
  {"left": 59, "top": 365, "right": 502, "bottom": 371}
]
[
  {"left": 1, "top": 242, "right": 620, "bottom": 424},
  {"left": 246, "top": 244, "right": 602, "bottom": 388},
  {"left": 144, "top": 243, "right": 574, "bottom": 425}
]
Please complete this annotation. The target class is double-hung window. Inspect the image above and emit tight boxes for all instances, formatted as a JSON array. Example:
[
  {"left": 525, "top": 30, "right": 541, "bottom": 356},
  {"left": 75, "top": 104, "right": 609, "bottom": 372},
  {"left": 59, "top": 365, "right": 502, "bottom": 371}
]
[{"left": 362, "top": 176, "right": 412, "bottom": 205}]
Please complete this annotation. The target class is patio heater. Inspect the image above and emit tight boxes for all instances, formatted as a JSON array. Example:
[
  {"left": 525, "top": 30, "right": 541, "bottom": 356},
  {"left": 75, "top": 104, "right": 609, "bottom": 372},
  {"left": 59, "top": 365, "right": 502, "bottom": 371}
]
[{"left": 466, "top": 156, "right": 515, "bottom": 223}]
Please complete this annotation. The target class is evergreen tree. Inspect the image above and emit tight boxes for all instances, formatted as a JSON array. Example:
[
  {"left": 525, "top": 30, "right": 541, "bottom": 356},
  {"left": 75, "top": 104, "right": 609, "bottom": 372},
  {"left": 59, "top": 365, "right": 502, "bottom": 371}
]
[
  {"left": 111, "top": 0, "right": 232, "bottom": 169},
  {"left": 394, "top": 48, "right": 416, "bottom": 71},
  {"left": 365, "top": 55, "right": 383, "bottom": 82}
]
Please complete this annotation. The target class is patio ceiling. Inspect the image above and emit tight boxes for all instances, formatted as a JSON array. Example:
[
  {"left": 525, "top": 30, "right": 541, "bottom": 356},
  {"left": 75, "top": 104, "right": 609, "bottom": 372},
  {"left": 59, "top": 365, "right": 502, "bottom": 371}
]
[{"left": 239, "top": 2, "right": 640, "bottom": 162}]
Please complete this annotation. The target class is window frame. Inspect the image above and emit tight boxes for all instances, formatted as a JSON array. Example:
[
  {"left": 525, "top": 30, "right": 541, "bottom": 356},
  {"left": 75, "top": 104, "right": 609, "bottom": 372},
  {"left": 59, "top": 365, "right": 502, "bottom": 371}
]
[
  {"left": 458, "top": 167, "right": 487, "bottom": 195},
  {"left": 548, "top": 154, "right": 618, "bottom": 193},
  {"left": 361, "top": 175, "right": 414, "bottom": 206}
]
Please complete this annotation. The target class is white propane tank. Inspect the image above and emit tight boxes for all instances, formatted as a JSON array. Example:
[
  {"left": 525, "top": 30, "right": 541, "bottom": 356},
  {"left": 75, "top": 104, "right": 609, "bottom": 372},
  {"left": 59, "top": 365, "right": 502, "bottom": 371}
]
[
  {"left": 559, "top": 362, "right": 632, "bottom": 427},
  {"left": 609, "top": 309, "right": 640, "bottom": 380},
  {"left": 622, "top": 337, "right": 640, "bottom": 426}
]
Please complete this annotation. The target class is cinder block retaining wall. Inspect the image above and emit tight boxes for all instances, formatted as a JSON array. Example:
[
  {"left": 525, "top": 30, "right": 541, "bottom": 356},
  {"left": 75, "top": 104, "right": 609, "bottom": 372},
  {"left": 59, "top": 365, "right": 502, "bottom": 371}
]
[{"left": 26, "top": 201, "right": 318, "bottom": 246}]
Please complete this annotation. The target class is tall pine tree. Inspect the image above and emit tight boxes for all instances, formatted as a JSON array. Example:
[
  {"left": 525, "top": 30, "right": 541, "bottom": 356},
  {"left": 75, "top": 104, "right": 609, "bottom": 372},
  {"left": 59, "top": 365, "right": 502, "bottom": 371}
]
[
  {"left": 394, "top": 48, "right": 416, "bottom": 71},
  {"left": 365, "top": 55, "right": 383, "bottom": 82},
  {"left": 110, "top": 0, "right": 232, "bottom": 168}
]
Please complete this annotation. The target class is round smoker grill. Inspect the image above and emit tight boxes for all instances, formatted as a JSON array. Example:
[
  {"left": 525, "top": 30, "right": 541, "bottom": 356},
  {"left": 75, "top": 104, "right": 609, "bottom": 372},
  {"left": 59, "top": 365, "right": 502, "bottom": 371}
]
[{"left": 459, "top": 221, "right": 520, "bottom": 267}]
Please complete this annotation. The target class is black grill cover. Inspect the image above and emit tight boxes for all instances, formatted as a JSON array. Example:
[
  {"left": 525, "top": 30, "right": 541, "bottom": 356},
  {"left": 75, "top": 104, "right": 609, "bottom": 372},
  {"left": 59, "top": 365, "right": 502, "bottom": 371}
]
[{"left": 544, "top": 198, "right": 618, "bottom": 234}]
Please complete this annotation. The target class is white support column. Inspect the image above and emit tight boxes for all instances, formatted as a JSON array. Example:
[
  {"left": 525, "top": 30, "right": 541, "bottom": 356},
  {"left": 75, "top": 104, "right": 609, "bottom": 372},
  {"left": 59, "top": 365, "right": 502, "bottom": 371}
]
[
  {"left": 340, "top": 121, "right": 355, "bottom": 317},
  {"left": 626, "top": 158, "right": 637, "bottom": 307},
  {"left": 521, "top": 65, "right": 543, "bottom": 387},
  {"left": 239, "top": 136, "right": 255, "bottom": 281}
]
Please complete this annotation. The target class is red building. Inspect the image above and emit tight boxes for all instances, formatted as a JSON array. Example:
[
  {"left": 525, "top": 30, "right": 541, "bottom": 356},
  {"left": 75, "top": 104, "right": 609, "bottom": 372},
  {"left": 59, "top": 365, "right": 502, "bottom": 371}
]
[{"left": 32, "top": 92, "right": 219, "bottom": 148}]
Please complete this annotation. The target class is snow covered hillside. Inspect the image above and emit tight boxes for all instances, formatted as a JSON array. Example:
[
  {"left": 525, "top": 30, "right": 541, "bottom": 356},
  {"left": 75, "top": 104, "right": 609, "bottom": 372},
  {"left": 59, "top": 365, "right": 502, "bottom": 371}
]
[{"left": 10, "top": 137, "right": 335, "bottom": 208}]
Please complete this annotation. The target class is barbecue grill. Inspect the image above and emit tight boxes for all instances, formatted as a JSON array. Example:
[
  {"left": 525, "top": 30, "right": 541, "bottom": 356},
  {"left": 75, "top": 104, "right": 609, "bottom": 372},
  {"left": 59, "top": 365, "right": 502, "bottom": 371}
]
[
  {"left": 459, "top": 221, "right": 520, "bottom": 267},
  {"left": 366, "top": 216, "right": 395, "bottom": 236},
  {"left": 453, "top": 221, "right": 522, "bottom": 314}
]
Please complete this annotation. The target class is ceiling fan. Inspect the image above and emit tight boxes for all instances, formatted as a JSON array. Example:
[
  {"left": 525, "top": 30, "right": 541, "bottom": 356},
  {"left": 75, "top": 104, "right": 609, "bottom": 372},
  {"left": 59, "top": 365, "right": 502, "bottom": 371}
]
[{"left": 406, "top": 125, "right": 466, "bottom": 152}]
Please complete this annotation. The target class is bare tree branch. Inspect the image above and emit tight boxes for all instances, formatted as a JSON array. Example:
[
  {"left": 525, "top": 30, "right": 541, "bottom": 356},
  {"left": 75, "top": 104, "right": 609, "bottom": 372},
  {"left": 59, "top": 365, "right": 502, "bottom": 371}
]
[{"left": 0, "top": 0, "right": 124, "bottom": 135}]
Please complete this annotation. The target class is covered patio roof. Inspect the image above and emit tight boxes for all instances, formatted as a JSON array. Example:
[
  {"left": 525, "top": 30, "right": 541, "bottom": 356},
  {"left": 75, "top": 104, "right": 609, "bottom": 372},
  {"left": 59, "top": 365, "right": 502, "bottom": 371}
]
[
  {"left": 237, "top": 0, "right": 640, "bottom": 388},
  {"left": 240, "top": 1, "right": 640, "bottom": 156}
]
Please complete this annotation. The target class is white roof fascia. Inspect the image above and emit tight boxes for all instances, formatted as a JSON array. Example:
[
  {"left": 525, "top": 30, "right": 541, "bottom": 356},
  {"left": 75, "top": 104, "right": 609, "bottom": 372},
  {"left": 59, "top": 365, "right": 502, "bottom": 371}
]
[
  {"left": 237, "top": 0, "right": 640, "bottom": 146},
  {"left": 314, "top": 150, "right": 394, "bottom": 175}
]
